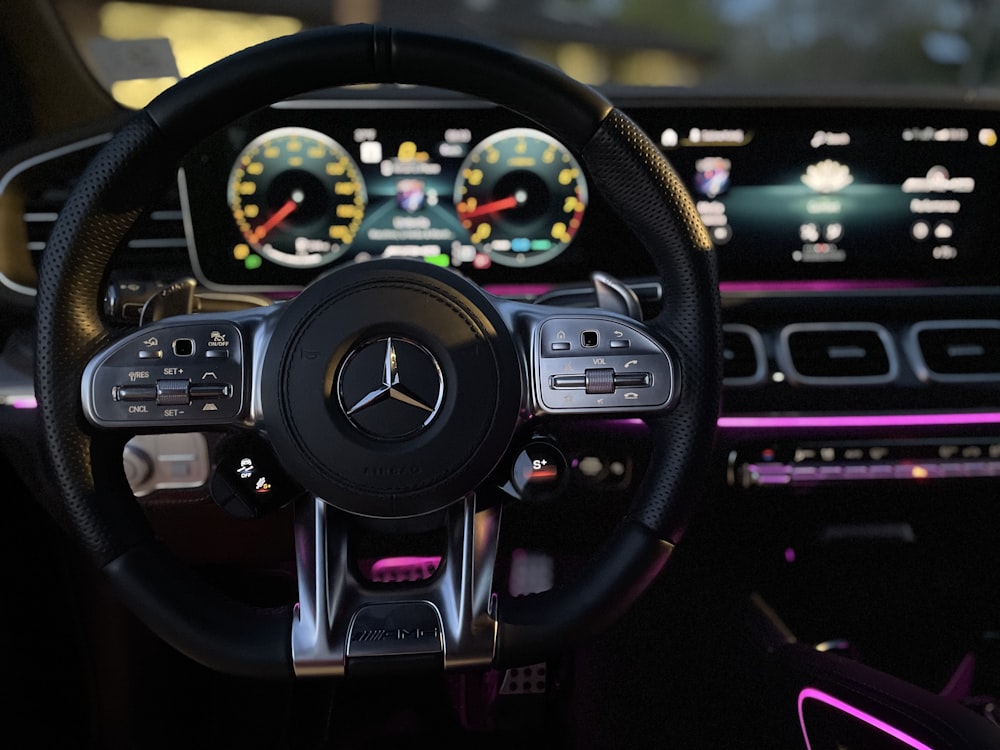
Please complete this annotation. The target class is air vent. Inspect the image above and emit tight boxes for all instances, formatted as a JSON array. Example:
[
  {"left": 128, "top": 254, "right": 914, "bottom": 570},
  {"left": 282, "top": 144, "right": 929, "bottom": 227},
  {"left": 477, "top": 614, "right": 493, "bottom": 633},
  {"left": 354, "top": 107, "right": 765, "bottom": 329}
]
[
  {"left": 26, "top": 188, "right": 187, "bottom": 273},
  {"left": 722, "top": 324, "right": 766, "bottom": 385},
  {"left": 906, "top": 320, "right": 1000, "bottom": 383},
  {"left": 778, "top": 323, "right": 897, "bottom": 386},
  {"left": 1, "top": 131, "right": 189, "bottom": 297}
]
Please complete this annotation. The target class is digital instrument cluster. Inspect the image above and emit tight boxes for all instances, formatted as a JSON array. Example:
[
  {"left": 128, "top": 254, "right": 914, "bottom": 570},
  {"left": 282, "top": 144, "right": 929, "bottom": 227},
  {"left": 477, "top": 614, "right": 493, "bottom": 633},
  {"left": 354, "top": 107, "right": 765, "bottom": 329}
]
[{"left": 181, "top": 105, "right": 599, "bottom": 290}]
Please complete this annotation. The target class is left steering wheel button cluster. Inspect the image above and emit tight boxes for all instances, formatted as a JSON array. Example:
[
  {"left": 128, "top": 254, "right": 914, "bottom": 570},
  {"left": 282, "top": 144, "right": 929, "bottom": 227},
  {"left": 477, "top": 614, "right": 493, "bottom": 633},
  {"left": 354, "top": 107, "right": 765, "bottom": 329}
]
[{"left": 83, "top": 323, "right": 244, "bottom": 428}]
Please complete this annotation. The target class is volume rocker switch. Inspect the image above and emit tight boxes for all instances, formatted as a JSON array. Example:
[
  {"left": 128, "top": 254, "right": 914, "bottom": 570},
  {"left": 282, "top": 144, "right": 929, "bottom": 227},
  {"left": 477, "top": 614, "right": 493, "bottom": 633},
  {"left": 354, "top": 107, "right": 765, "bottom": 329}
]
[{"left": 584, "top": 368, "right": 615, "bottom": 394}]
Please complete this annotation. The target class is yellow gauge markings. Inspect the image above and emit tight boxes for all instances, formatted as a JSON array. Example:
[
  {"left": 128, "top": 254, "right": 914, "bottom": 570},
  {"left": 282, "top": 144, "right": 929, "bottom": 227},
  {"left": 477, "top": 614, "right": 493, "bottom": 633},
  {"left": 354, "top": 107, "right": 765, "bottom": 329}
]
[
  {"left": 326, "top": 160, "right": 347, "bottom": 176},
  {"left": 471, "top": 223, "right": 492, "bottom": 244},
  {"left": 463, "top": 168, "right": 484, "bottom": 187},
  {"left": 558, "top": 168, "right": 579, "bottom": 186}
]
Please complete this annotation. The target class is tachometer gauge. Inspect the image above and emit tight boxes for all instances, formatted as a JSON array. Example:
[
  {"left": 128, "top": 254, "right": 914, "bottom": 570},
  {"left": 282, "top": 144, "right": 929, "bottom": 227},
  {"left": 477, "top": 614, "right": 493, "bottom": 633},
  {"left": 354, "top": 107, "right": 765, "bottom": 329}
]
[
  {"left": 228, "top": 127, "right": 366, "bottom": 269},
  {"left": 454, "top": 127, "right": 587, "bottom": 267}
]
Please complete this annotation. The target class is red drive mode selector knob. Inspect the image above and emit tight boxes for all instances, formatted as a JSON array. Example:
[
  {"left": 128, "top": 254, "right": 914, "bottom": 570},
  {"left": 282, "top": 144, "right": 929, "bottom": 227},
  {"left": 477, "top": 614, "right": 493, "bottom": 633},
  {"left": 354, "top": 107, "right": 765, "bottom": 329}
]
[{"left": 511, "top": 441, "right": 568, "bottom": 501}]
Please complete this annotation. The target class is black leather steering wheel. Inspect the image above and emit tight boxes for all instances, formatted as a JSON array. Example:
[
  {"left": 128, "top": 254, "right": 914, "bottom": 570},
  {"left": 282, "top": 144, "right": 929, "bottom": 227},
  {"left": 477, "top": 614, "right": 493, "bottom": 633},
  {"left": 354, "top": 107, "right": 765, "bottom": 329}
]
[{"left": 34, "top": 25, "right": 721, "bottom": 677}]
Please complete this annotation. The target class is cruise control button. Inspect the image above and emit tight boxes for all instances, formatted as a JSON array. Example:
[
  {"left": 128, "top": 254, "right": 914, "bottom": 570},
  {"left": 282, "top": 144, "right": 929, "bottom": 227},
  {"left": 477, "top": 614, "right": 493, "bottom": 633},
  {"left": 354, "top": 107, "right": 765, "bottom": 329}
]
[
  {"left": 189, "top": 383, "right": 233, "bottom": 399},
  {"left": 155, "top": 379, "right": 190, "bottom": 405},
  {"left": 113, "top": 385, "right": 157, "bottom": 402},
  {"left": 138, "top": 349, "right": 163, "bottom": 360}
]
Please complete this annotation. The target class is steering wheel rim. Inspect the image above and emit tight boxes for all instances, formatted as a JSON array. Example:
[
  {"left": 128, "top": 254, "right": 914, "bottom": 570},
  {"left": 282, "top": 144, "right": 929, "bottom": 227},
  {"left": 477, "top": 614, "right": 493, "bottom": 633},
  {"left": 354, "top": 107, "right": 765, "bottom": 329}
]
[{"left": 34, "top": 25, "right": 721, "bottom": 677}]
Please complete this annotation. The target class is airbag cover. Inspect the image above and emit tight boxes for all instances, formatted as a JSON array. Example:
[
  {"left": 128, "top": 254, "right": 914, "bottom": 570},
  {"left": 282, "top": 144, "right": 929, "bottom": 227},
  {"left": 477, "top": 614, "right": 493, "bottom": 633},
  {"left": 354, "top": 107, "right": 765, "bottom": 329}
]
[{"left": 260, "top": 259, "right": 521, "bottom": 518}]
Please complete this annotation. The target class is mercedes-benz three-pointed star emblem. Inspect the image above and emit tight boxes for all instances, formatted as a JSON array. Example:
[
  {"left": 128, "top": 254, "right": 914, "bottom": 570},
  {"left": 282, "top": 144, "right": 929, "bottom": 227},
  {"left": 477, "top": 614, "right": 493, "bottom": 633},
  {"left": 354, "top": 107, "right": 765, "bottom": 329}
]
[{"left": 337, "top": 337, "right": 444, "bottom": 439}]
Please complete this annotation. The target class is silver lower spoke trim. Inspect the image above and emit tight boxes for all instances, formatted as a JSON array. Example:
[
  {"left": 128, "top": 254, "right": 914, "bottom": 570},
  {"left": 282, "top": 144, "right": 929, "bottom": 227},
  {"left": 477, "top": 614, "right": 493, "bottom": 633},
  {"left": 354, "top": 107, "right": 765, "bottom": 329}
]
[{"left": 291, "top": 495, "right": 501, "bottom": 676}]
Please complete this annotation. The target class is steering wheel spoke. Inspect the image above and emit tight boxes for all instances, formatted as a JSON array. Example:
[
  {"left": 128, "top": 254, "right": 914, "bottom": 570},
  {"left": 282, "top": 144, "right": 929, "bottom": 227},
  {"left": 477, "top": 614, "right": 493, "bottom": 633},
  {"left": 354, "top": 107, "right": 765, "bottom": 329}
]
[
  {"left": 292, "top": 493, "right": 501, "bottom": 676},
  {"left": 80, "top": 307, "right": 276, "bottom": 432}
]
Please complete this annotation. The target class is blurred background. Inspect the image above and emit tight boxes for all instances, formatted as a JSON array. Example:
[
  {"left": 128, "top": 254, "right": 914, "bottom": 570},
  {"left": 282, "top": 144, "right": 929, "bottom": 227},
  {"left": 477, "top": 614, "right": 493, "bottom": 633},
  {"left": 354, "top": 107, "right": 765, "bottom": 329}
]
[{"left": 44, "top": 0, "right": 1000, "bottom": 108}]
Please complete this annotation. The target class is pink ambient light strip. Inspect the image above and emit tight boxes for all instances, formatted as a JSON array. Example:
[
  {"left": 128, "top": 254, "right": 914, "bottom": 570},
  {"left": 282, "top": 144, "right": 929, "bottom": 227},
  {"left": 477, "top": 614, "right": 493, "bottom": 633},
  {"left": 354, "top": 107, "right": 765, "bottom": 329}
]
[
  {"left": 798, "top": 687, "right": 935, "bottom": 750},
  {"left": 717, "top": 413, "right": 1000, "bottom": 429},
  {"left": 719, "top": 279, "right": 931, "bottom": 294}
]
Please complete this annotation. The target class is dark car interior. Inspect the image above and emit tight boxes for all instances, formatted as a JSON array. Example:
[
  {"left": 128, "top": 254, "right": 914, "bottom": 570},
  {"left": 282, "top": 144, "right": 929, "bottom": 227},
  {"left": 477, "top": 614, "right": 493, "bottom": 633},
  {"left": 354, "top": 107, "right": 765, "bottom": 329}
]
[{"left": 3, "top": 1, "right": 1000, "bottom": 747}]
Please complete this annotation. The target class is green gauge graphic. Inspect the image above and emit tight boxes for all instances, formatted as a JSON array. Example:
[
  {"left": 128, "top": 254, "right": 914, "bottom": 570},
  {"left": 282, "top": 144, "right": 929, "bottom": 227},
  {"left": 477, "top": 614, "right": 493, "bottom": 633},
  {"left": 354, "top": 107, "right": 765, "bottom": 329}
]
[
  {"left": 228, "top": 127, "right": 366, "bottom": 269},
  {"left": 454, "top": 127, "right": 588, "bottom": 267}
]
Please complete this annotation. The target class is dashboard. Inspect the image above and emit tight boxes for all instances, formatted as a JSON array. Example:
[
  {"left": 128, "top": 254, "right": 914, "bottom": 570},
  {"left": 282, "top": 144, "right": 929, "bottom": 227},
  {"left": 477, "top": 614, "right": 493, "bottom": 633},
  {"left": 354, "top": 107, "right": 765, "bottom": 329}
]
[
  {"left": 2, "top": 84, "right": 1000, "bottom": 704},
  {"left": 3, "top": 88, "right": 998, "bottom": 502},
  {"left": 4, "top": 90, "right": 1000, "bottom": 424}
]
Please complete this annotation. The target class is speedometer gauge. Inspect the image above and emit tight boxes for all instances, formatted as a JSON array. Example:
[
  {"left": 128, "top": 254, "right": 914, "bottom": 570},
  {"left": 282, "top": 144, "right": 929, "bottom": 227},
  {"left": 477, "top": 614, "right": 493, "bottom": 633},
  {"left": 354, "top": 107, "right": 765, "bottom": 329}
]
[
  {"left": 454, "top": 128, "right": 587, "bottom": 267},
  {"left": 228, "top": 127, "right": 366, "bottom": 269}
]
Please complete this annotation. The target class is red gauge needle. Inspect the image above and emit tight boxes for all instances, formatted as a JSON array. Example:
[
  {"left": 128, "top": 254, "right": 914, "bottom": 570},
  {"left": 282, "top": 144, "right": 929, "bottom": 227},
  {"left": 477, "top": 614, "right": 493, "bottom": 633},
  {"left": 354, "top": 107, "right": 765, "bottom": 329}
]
[
  {"left": 251, "top": 197, "right": 299, "bottom": 242},
  {"left": 459, "top": 194, "right": 521, "bottom": 220}
]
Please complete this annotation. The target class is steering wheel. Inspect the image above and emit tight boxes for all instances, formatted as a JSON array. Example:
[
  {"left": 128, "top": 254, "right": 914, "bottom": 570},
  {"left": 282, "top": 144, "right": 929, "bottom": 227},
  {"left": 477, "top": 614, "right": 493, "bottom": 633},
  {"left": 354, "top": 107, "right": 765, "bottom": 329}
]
[{"left": 34, "top": 25, "right": 720, "bottom": 678}]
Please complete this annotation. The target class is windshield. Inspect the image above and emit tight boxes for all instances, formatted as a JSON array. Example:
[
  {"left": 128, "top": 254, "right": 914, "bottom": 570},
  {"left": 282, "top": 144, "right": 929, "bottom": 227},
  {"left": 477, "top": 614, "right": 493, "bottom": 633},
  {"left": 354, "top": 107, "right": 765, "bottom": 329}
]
[{"left": 54, "top": 0, "right": 1000, "bottom": 108}]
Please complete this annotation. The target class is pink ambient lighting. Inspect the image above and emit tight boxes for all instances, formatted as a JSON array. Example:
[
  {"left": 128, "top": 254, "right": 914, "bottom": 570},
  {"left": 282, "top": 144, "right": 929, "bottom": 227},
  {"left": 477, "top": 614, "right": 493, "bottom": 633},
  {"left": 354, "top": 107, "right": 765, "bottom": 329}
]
[
  {"left": 483, "top": 283, "right": 556, "bottom": 298},
  {"left": 366, "top": 555, "right": 441, "bottom": 583},
  {"left": 798, "top": 687, "right": 934, "bottom": 750},
  {"left": 717, "top": 412, "right": 1000, "bottom": 429},
  {"left": 10, "top": 396, "right": 37, "bottom": 409},
  {"left": 719, "top": 279, "right": 932, "bottom": 294}
]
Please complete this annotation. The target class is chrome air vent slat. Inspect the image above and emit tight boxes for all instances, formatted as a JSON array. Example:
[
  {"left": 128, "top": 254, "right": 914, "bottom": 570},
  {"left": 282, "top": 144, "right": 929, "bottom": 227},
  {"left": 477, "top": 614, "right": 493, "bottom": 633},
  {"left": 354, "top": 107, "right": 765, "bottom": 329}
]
[
  {"left": 906, "top": 320, "right": 1000, "bottom": 383},
  {"left": 778, "top": 322, "right": 898, "bottom": 386}
]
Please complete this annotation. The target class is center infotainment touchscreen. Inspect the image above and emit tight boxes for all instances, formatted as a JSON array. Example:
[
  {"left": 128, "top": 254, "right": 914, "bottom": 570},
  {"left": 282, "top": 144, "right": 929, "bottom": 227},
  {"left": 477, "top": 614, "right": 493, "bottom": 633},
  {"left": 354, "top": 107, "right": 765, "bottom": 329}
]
[{"left": 631, "top": 104, "right": 1000, "bottom": 286}]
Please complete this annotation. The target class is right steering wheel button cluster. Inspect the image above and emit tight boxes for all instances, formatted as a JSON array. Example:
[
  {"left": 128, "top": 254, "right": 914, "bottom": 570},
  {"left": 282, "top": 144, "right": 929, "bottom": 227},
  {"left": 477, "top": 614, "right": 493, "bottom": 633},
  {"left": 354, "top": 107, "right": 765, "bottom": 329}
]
[{"left": 535, "top": 317, "right": 676, "bottom": 413}]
